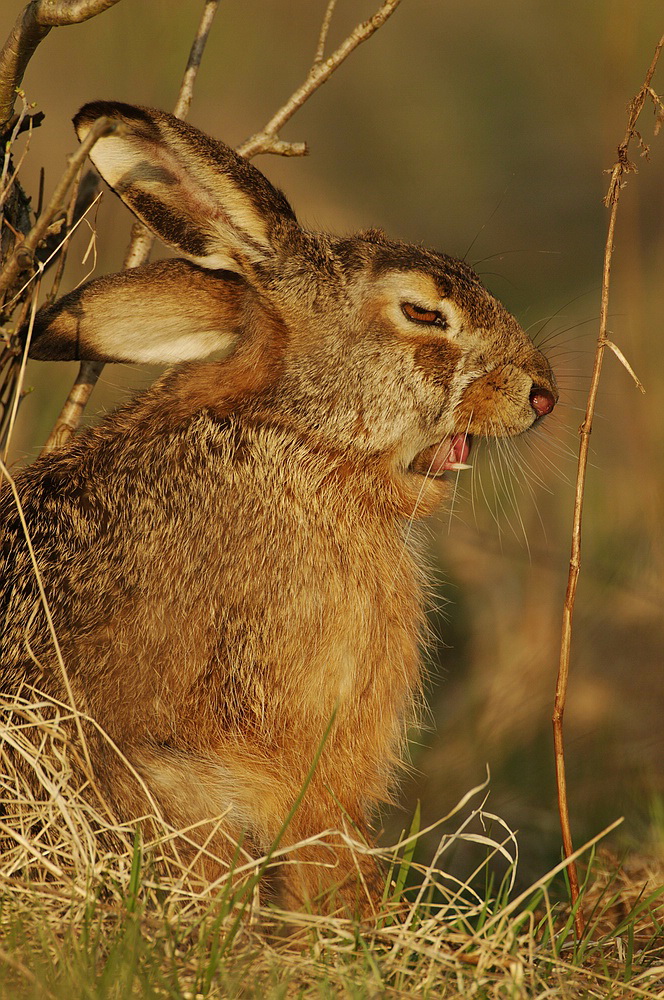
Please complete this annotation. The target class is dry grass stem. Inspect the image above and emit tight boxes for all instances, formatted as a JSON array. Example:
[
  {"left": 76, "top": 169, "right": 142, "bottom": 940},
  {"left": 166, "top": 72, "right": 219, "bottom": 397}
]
[
  {"left": 602, "top": 336, "right": 646, "bottom": 392},
  {"left": 0, "top": 115, "right": 109, "bottom": 448},
  {"left": 45, "top": 164, "right": 85, "bottom": 304},
  {"left": 0, "top": 127, "right": 109, "bottom": 448},
  {"left": 1, "top": 276, "right": 38, "bottom": 457},
  {"left": 0, "top": 460, "right": 97, "bottom": 787},
  {"left": 553, "top": 33, "right": 664, "bottom": 940}
]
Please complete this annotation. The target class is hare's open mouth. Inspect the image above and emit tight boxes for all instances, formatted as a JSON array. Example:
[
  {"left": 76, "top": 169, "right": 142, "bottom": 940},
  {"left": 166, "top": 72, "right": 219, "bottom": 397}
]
[{"left": 410, "top": 433, "right": 472, "bottom": 478}]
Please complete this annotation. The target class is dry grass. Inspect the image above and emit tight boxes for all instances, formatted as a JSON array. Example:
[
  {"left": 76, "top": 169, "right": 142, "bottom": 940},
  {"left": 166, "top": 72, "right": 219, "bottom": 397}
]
[{"left": 1, "top": 689, "right": 664, "bottom": 999}]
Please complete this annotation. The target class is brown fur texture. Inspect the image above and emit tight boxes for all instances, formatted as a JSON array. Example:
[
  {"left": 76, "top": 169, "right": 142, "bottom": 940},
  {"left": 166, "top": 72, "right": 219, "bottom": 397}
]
[{"left": 1, "top": 103, "right": 557, "bottom": 914}]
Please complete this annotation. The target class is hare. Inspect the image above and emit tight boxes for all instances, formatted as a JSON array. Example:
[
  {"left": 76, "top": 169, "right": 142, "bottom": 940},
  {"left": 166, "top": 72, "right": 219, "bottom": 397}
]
[{"left": 0, "top": 102, "right": 557, "bottom": 913}]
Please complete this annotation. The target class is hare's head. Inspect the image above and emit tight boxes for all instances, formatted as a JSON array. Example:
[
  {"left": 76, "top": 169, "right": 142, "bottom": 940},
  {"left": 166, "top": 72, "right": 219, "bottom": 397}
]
[{"left": 30, "top": 102, "right": 556, "bottom": 491}]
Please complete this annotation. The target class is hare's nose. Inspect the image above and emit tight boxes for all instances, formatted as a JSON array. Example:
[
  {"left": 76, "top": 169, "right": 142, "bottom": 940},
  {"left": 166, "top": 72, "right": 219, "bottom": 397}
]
[{"left": 529, "top": 385, "right": 556, "bottom": 417}]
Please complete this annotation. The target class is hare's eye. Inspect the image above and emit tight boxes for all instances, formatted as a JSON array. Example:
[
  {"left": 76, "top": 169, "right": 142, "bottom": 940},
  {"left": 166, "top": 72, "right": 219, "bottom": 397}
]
[{"left": 401, "top": 302, "right": 447, "bottom": 329}]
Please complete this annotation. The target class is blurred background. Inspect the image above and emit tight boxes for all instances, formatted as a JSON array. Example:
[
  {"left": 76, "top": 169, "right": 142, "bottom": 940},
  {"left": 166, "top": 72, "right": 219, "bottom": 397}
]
[{"left": 1, "top": 0, "right": 662, "bottom": 887}]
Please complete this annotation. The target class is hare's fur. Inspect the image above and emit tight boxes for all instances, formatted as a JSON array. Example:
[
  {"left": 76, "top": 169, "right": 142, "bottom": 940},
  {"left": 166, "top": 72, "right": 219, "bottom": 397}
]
[{"left": 0, "top": 103, "right": 557, "bottom": 912}]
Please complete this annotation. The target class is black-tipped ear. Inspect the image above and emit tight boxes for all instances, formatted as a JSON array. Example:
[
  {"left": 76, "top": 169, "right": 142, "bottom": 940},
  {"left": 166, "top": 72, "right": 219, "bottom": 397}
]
[
  {"left": 74, "top": 101, "right": 299, "bottom": 276},
  {"left": 27, "top": 260, "right": 246, "bottom": 363}
]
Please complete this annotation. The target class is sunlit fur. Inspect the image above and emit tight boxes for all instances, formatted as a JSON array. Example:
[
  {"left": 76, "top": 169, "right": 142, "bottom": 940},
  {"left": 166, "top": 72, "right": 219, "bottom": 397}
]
[{"left": 0, "top": 103, "right": 557, "bottom": 913}]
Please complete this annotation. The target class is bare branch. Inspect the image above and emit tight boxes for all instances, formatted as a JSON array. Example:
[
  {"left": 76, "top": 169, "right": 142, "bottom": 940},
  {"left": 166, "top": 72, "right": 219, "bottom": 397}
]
[
  {"left": 173, "top": 0, "right": 220, "bottom": 120},
  {"left": 0, "top": 100, "right": 33, "bottom": 275},
  {"left": 0, "top": 99, "right": 31, "bottom": 211},
  {"left": 238, "top": 0, "right": 404, "bottom": 159},
  {"left": 0, "top": 0, "right": 124, "bottom": 129},
  {"left": 313, "top": 0, "right": 338, "bottom": 67},
  {"left": 40, "top": 360, "right": 104, "bottom": 455},
  {"left": 34, "top": 0, "right": 123, "bottom": 26},
  {"left": 0, "top": 8, "right": 49, "bottom": 130},
  {"left": 553, "top": 32, "right": 663, "bottom": 941},
  {"left": 121, "top": 220, "right": 154, "bottom": 270}
]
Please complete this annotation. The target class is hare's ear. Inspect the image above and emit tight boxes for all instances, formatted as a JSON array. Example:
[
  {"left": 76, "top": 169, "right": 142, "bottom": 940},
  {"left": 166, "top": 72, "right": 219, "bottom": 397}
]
[
  {"left": 28, "top": 260, "right": 246, "bottom": 363},
  {"left": 74, "top": 101, "right": 299, "bottom": 275}
]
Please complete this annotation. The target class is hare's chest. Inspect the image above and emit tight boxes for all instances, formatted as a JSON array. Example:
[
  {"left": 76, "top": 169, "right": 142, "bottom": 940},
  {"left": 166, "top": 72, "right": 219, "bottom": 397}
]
[
  {"left": 303, "top": 545, "right": 423, "bottom": 709},
  {"left": 315, "top": 593, "right": 372, "bottom": 701}
]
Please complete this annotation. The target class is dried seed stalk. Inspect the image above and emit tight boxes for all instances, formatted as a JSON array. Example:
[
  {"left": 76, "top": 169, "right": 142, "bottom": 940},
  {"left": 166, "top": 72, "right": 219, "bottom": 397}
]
[{"left": 553, "top": 33, "right": 663, "bottom": 940}]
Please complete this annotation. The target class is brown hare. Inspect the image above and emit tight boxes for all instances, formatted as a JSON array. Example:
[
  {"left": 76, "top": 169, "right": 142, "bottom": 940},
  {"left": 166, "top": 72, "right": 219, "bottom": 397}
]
[{"left": 0, "top": 102, "right": 557, "bottom": 913}]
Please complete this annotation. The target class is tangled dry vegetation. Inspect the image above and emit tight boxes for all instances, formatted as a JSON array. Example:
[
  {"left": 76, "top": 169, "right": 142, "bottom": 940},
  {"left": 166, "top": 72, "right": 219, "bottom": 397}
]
[{"left": 0, "top": 690, "right": 663, "bottom": 998}]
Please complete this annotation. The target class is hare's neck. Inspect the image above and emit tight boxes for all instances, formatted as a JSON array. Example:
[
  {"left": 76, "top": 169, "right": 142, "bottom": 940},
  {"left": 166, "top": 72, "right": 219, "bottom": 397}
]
[{"left": 237, "top": 401, "right": 450, "bottom": 521}]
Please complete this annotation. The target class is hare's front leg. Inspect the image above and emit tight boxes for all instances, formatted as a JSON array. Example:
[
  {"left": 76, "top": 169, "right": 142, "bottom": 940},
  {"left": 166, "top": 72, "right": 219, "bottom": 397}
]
[
  {"left": 93, "top": 741, "right": 259, "bottom": 883},
  {"left": 259, "top": 780, "right": 385, "bottom": 917},
  {"left": 133, "top": 743, "right": 383, "bottom": 914},
  {"left": 273, "top": 823, "right": 385, "bottom": 918}
]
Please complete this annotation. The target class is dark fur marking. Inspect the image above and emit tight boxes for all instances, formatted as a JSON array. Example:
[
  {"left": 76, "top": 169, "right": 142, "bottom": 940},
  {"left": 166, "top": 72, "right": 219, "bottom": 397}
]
[
  {"left": 413, "top": 340, "right": 461, "bottom": 388},
  {"left": 74, "top": 101, "right": 159, "bottom": 139},
  {"left": 126, "top": 188, "right": 210, "bottom": 257}
]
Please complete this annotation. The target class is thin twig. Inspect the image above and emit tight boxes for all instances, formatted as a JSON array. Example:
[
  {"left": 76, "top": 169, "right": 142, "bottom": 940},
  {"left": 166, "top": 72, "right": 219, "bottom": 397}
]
[
  {"left": 122, "top": 0, "right": 221, "bottom": 271},
  {"left": 41, "top": 0, "right": 402, "bottom": 446},
  {"left": 173, "top": 0, "right": 219, "bottom": 120},
  {"left": 553, "top": 33, "right": 663, "bottom": 941},
  {"left": 45, "top": 164, "right": 83, "bottom": 302},
  {"left": 0, "top": 105, "right": 31, "bottom": 211},
  {"left": 36, "top": 0, "right": 124, "bottom": 26},
  {"left": 313, "top": 0, "right": 338, "bottom": 67},
  {"left": 2, "top": 274, "right": 39, "bottom": 458},
  {"left": 40, "top": 360, "right": 105, "bottom": 455},
  {"left": 238, "top": 0, "right": 403, "bottom": 159},
  {"left": 121, "top": 222, "right": 153, "bottom": 270}
]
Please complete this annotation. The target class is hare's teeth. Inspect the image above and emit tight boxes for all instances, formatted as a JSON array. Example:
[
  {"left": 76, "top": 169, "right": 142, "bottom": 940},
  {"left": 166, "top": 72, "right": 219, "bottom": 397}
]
[{"left": 448, "top": 462, "right": 472, "bottom": 471}]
